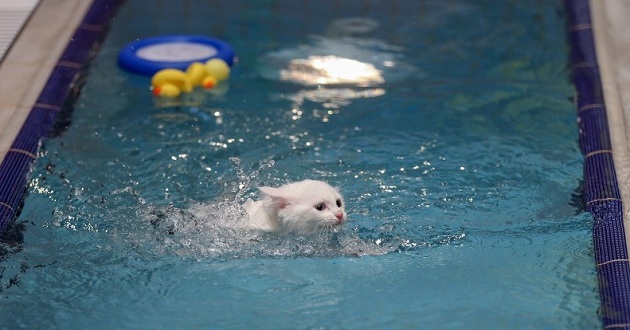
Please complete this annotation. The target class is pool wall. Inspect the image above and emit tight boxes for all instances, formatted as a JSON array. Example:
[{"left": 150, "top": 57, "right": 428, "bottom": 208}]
[
  {"left": 0, "top": 0, "right": 123, "bottom": 234},
  {"left": 566, "top": 0, "right": 630, "bottom": 327}
]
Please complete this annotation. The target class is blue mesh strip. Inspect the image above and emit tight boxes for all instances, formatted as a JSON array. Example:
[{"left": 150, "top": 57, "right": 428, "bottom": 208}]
[
  {"left": 565, "top": 0, "right": 630, "bottom": 327},
  {"left": 0, "top": 0, "right": 123, "bottom": 234},
  {"left": 578, "top": 105, "right": 611, "bottom": 155}
]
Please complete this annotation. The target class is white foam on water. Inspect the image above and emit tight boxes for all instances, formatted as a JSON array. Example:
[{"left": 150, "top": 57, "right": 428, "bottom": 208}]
[{"left": 135, "top": 157, "right": 395, "bottom": 259}]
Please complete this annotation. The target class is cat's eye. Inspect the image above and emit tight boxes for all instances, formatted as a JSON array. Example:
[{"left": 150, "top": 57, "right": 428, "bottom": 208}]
[
  {"left": 315, "top": 203, "right": 326, "bottom": 211},
  {"left": 336, "top": 199, "right": 342, "bottom": 207}
]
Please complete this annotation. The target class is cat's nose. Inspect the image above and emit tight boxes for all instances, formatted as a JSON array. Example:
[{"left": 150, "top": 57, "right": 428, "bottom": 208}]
[{"left": 335, "top": 211, "right": 344, "bottom": 222}]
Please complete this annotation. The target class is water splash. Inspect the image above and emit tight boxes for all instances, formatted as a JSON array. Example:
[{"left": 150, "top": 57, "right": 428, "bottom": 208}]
[
  {"left": 137, "top": 157, "right": 405, "bottom": 259},
  {"left": 39, "top": 153, "right": 467, "bottom": 260},
  {"left": 226, "top": 157, "right": 275, "bottom": 204}
]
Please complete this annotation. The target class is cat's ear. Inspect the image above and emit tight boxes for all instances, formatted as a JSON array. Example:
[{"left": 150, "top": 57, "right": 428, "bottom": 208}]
[{"left": 258, "top": 186, "right": 289, "bottom": 209}]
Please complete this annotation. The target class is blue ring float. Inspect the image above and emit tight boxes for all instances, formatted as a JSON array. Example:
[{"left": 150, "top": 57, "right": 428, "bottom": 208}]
[{"left": 118, "top": 35, "right": 235, "bottom": 76}]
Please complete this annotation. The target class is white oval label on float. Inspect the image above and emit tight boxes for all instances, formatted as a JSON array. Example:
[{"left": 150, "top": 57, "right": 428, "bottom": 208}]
[{"left": 136, "top": 42, "right": 218, "bottom": 62}]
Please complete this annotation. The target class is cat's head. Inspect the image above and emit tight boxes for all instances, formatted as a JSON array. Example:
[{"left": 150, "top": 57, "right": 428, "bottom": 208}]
[{"left": 259, "top": 179, "right": 345, "bottom": 234}]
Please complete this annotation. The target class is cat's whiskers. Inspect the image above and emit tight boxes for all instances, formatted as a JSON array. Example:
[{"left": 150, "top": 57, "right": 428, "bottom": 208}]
[
  {"left": 321, "top": 224, "right": 331, "bottom": 235},
  {"left": 321, "top": 219, "right": 340, "bottom": 236},
  {"left": 316, "top": 224, "right": 333, "bottom": 240},
  {"left": 343, "top": 204, "right": 359, "bottom": 218}
]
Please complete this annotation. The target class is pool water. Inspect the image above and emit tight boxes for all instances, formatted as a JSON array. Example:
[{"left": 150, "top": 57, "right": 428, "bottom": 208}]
[{"left": 1, "top": 0, "right": 599, "bottom": 328}]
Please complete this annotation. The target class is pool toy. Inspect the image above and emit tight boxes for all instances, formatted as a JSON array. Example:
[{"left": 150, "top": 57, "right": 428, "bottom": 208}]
[
  {"left": 151, "top": 68, "right": 192, "bottom": 97},
  {"left": 186, "top": 62, "right": 207, "bottom": 86},
  {"left": 152, "top": 69, "right": 193, "bottom": 92},
  {"left": 117, "top": 35, "right": 235, "bottom": 97},
  {"left": 118, "top": 35, "right": 235, "bottom": 76},
  {"left": 205, "top": 58, "right": 231, "bottom": 82},
  {"left": 150, "top": 59, "right": 231, "bottom": 97},
  {"left": 154, "top": 83, "right": 181, "bottom": 97},
  {"left": 202, "top": 76, "right": 218, "bottom": 89}
]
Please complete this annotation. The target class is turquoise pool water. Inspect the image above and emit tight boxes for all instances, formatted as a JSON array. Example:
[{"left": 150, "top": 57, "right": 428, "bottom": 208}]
[{"left": 1, "top": 0, "right": 599, "bottom": 328}]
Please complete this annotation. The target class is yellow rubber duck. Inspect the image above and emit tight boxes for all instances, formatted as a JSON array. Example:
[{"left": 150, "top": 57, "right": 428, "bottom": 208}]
[
  {"left": 150, "top": 59, "right": 231, "bottom": 97},
  {"left": 205, "top": 58, "right": 230, "bottom": 82},
  {"left": 151, "top": 68, "right": 192, "bottom": 97}
]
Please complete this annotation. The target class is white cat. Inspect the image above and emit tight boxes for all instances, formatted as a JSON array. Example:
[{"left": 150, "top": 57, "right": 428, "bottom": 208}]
[{"left": 242, "top": 179, "right": 345, "bottom": 234}]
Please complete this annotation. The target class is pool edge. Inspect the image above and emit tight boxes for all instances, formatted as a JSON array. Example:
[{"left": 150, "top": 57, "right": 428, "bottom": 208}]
[
  {"left": 566, "top": 0, "right": 630, "bottom": 327},
  {"left": 0, "top": 0, "right": 124, "bottom": 234}
]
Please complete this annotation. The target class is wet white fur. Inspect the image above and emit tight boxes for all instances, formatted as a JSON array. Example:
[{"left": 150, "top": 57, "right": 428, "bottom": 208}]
[{"left": 242, "top": 179, "right": 345, "bottom": 234}]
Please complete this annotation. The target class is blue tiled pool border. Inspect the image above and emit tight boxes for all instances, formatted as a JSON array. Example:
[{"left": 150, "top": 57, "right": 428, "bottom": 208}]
[
  {"left": 0, "top": 0, "right": 123, "bottom": 234},
  {"left": 565, "top": 0, "right": 630, "bottom": 327}
]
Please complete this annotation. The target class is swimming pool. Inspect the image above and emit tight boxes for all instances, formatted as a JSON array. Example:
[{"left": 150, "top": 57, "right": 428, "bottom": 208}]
[{"left": 0, "top": 0, "right": 600, "bottom": 328}]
